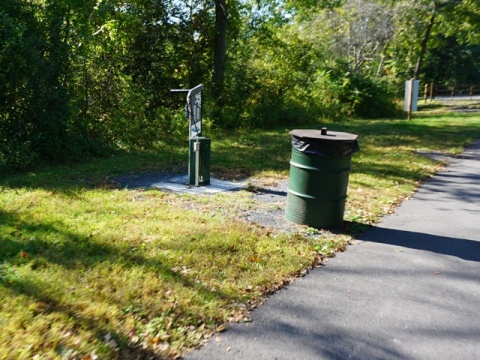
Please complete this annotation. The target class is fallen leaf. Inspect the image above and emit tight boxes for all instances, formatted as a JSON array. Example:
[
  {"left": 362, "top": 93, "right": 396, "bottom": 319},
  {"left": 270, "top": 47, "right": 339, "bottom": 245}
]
[
  {"left": 131, "top": 335, "right": 139, "bottom": 344},
  {"left": 216, "top": 325, "right": 227, "bottom": 332}
]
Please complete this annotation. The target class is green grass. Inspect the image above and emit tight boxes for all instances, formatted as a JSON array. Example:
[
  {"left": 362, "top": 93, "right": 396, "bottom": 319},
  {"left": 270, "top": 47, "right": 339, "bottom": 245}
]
[{"left": 1, "top": 104, "right": 480, "bottom": 359}]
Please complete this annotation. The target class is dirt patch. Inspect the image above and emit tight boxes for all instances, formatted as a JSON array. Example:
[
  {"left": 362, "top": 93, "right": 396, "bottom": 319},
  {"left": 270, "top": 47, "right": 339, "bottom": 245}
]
[
  {"left": 240, "top": 178, "right": 307, "bottom": 235},
  {"left": 113, "top": 172, "right": 316, "bottom": 236}
]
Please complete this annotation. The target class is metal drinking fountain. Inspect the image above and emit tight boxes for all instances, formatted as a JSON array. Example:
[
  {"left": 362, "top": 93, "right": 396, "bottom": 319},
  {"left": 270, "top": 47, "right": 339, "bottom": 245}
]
[{"left": 170, "top": 84, "right": 211, "bottom": 186}]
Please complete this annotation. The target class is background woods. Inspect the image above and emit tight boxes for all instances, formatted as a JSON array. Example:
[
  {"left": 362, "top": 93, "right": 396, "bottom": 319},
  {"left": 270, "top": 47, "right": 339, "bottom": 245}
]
[{"left": 1, "top": 0, "right": 480, "bottom": 172}]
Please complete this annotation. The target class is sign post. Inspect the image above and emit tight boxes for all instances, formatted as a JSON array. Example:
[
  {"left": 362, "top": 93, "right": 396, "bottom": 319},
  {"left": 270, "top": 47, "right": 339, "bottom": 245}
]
[{"left": 404, "top": 79, "right": 419, "bottom": 121}]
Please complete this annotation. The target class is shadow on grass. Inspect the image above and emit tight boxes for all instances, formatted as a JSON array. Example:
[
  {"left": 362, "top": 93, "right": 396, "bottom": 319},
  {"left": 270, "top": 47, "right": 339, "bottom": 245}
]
[
  {"left": 0, "top": 208, "right": 238, "bottom": 358},
  {"left": 0, "top": 146, "right": 188, "bottom": 194},
  {"left": 417, "top": 102, "right": 448, "bottom": 111},
  {"left": 1, "top": 115, "right": 480, "bottom": 193},
  {"left": 0, "top": 209, "right": 235, "bottom": 298},
  {"left": 2, "top": 278, "right": 163, "bottom": 359}
]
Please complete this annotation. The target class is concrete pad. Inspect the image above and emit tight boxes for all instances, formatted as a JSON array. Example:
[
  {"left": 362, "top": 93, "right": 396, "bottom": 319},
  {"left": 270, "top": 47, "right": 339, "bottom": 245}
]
[
  {"left": 150, "top": 175, "right": 245, "bottom": 195},
  {"left": 114, "top": 172, "right": 246, "bottom": 194}
]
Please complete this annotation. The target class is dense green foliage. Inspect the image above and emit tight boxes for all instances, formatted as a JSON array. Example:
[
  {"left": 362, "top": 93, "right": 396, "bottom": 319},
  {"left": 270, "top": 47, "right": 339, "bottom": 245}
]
[
  {"left": 0, "top": 0, "right": 71, "bottom": 168},
  {"left": 1, "top": 0, "right": 479, "bottom": 171}
]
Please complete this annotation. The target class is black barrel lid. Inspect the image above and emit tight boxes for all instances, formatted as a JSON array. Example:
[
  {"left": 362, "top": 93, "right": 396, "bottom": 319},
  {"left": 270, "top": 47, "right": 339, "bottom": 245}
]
[{"left": 290, "top": 128, "right": 357, "bottom": 141}]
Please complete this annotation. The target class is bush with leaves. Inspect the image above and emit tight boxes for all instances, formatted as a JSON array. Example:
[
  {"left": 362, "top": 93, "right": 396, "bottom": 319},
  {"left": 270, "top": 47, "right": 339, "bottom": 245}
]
[{"left": 311, "top": 61, "right": 398, "bottom": 120}]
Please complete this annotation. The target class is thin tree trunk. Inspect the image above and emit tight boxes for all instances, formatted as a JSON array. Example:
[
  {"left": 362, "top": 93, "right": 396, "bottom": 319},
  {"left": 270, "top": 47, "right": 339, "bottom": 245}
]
[
  {"left": 212, "top": 0, "right": 228, "bottom": 105},
  {"left": 413, "top": 7, "right": 436, "bottom": 80}
]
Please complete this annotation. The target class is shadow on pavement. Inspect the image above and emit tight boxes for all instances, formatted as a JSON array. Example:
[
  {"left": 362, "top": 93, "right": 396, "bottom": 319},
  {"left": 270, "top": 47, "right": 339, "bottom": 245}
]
[{"left": 358, "top": 228, "right": 480, "bottom": 262}]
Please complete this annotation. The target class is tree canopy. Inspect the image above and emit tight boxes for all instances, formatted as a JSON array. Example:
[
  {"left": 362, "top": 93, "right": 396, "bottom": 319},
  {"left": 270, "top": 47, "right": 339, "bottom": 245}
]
[{"left": 1, "top": 0, "right": 479, "bottom": 171}]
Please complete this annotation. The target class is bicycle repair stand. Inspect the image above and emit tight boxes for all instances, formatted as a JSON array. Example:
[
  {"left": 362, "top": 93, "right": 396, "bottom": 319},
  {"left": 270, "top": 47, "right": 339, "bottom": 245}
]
[{"left": 170, "top": 84, "right": 211, "bottom": 186}]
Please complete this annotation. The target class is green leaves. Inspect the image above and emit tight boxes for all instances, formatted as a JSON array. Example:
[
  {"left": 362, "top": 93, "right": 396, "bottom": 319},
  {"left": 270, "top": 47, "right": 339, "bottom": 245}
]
[{"left": 2, "top": 0, "right": 479, "bottom": 174}]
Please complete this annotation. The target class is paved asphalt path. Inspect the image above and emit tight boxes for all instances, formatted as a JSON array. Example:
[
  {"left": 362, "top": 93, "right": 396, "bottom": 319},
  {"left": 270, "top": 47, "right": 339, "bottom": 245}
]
[{"left": 184, "top": 139, "right": 480, "bottom": 360}]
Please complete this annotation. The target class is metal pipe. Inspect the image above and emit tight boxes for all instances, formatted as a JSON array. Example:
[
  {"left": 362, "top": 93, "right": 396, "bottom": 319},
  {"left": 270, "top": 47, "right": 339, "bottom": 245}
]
[{"left": 194, "top": 139, "right": 200, "bottom": 187}]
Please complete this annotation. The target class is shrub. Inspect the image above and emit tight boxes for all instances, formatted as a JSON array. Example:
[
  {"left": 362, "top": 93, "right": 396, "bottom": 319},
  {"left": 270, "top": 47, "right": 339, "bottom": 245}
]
[{"left": 311, "top": 63, "right": 399, "bottom": 120}]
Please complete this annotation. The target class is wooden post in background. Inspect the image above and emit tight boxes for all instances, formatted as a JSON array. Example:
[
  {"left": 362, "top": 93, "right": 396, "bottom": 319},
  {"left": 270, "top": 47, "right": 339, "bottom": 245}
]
[
  {"left": 430, "top": 83, "right": 434, "bottom": 101},
  {"left": 408, "top": 78, "right": 414, "bottom": 121}
]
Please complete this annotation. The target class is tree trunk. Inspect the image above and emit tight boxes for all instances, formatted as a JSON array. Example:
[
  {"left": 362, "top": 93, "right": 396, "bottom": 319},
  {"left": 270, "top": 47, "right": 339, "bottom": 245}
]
[
  {"left": 212, "top": 0, "right": 228, "bottom": 106},
  {"left": 413, "top": 7, "right": 436, "bottom": 80}
]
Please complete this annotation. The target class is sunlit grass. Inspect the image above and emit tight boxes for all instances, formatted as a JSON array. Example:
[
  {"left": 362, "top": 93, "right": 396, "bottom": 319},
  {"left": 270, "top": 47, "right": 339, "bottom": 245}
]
[
  {"left": 0, "top": 187, "right": 324, "bottom": 359},
  {"left": 1, "top": 105, "right": 480, "bottom": 359}
]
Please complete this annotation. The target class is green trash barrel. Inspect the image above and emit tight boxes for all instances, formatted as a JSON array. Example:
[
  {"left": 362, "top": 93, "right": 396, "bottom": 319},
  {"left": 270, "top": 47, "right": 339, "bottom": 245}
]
[{"left": 285, "top": 128, "right": 359, "bottom": 229}]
